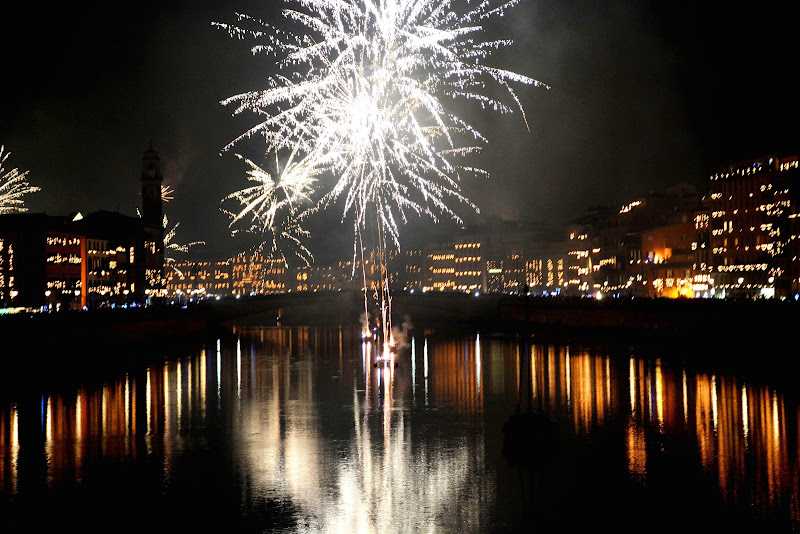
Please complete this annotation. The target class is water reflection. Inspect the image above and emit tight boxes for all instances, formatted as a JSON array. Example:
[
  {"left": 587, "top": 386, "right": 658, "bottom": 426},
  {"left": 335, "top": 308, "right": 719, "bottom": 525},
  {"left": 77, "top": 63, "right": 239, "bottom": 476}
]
[{"left": 1, "top": 326, "right": 798, "bottom": 531}]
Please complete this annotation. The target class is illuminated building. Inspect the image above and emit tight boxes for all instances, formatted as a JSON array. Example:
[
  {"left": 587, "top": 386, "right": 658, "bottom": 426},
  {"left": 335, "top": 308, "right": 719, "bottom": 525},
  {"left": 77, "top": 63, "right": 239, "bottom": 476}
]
[
  {"left": 73, "top": 210, "right": 146, "bottom": 307},
  {"left": 485, "top": 259, "right": 505, "bottom": 294},
  {"left": 454, "top": 237, "right": 483, "bottom": 293},
  {"left": 0, "top": 148, "right": 170, "bottom": 309},
  {"left": 388, "top": 248, "right": 423, "bottom": 291},
  {"left": 84, "top": 237, "right": 133, "bottom": 308},
  {"left": 640, "top": 221, "right": 696, "bottom": 298},
  {"left": 567, "top": 184, "right": 702, "bottom": 298},
  {"left": 212, "top": 260, "right": 232, "bottom": 295},
  {"left": 526, "top": 250, "right": 568, "bottom": 296},
  {"left": 0, "top": 213, "right": 85, "bottom": 310},
  {"left": 232, "top": 255, "right": 288, "bottom": 295},
  {"left": 166, "top": 260, "right": 232, "bottom": 298},
  {"left": 566, "top": 207, "right": 615, "bottom": 295},
  {"left": 424, "top": 245, "right": 455, "bottom": 292},
  {"left": 692, "top": 210, "right": 713, "bottom": 296},
  {"left": 706, "top": 155, "right": 800, "bottom": 298}
]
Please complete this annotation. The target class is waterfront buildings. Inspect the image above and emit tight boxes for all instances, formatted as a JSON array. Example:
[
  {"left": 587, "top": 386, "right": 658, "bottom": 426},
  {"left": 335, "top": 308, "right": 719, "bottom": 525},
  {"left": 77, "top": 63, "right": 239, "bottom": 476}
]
[
  {"left": 0, "top": 148, "right": 166, "bottom": 310},
  {"left": 2, "top": 153, "right": 799, "bottom": 309},
  {"left": 706, "top": 155, "right": 800, "bottom": 298}
]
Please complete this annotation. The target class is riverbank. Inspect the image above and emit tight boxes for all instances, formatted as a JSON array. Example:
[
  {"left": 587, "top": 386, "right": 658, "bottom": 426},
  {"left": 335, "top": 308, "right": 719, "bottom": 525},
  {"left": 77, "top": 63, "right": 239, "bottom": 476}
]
[
  {"left": 4, "top": 292, "right": 797, "bottom": 343},
  {"left": 2, "top": 292, "right": 796, "bottom": 374}
]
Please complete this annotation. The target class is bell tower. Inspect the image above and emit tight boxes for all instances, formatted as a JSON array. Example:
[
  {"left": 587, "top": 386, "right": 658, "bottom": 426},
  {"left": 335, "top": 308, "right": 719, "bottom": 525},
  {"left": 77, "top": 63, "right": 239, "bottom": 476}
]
[
  {"left": 141, "top": 145, "right": 165, "bottom": 298},
  {"left": 141, "top": 145, "right": 163, "bottom": 228}
]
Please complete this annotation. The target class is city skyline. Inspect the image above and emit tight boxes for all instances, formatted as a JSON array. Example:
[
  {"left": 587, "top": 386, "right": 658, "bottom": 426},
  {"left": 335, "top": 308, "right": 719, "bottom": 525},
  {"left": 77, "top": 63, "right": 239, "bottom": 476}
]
[{"left": 1, "top": 1, "right": 799, "bottom": 261}]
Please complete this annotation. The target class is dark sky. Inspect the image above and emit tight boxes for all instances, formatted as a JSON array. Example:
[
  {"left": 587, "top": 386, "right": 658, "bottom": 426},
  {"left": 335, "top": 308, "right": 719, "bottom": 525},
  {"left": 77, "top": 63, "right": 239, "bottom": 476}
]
[{"left": 1, "top": 1, "right": 798, "bottom": 261}]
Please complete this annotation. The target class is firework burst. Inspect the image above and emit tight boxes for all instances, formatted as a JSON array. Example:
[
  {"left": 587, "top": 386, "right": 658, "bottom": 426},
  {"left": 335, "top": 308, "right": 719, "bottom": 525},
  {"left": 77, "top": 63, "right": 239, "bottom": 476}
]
[
  {"left": 220, "top": 146, "right": 323, "bottom": 264},
  {"left": 0, "top": 146, "right": 40, "bottom": 214},
  {"left": 216, "top": 0, "right": 545, "bottom": 349}
]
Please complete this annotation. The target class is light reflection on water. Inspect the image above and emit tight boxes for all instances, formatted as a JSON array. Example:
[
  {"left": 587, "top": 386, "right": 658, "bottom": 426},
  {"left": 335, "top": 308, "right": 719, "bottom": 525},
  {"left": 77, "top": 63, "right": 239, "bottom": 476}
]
[{"left": 1, "top": 325, "right": 799, "bottom": 532}]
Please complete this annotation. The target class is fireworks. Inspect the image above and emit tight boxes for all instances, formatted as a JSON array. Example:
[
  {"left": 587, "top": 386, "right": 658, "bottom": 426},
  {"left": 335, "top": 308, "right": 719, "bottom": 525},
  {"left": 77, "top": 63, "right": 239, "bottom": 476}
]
[
  {"left": 220, "top": 148, "right": 322, "bottom": 264},
  {"left": 163, "top": 213, "right": 205, "bottom": 275},
  {"left": 216, "top": 0, "right": 545, "bottom": 347},
  {"left": 217, "top": 0, "right": 545, "bottom": 245},
  {"left": 161, "top": 184, "right": 175, "bottom": 203},
  {"left": 0, "top": 145, "right": 40, "bottom": 214}
]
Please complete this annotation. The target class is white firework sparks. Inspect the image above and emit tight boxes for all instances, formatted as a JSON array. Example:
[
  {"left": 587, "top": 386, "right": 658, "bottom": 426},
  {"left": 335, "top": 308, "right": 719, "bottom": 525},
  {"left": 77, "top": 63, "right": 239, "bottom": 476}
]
[
  {"left": 216, "top": 0, "right": 545, "bottom": 348},
  {"left": 0, "top": 145, "right": 40, "bottom": 214},
  {"left": 217, "top": 0, "right": 545, "bottom": 246},
  {"left": 163, "top": 213, "right": 206, "bottom": 275},
  {"left": 221, "top": 146, "right": 322, "bottom": 264}
]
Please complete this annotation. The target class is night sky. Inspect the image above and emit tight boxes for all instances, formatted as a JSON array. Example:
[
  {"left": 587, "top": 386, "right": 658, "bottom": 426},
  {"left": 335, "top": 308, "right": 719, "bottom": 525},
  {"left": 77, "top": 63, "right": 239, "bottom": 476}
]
[{"left": 1, "top": 1, "right": 798, "bottom": 261}]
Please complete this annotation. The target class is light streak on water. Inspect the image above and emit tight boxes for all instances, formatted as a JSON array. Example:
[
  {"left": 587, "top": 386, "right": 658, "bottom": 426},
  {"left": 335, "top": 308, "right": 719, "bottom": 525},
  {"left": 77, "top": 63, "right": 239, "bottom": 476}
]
[
  {"left": 712, "top": 375, "right": 718, "bottom": 434},
  {"left": 217, "top": 339, "right": 222, "bottom": 406},
  {"left": 424, "top": 337, "right": 429, "bottom": 405},
  {"left": 742, "top": 384, "right": 749, "bottom": 448},
  {"left": 3, "top": 328, "right": 799, "bottom": 531},
  {"left": 656, "top": 358, "right": 664, "bottom": 429},
  {"left": 475, "top": 332, "right": 481, "bottom": 395},
  {"left": 237, "top": 337, "right": 242, "bottom": 401},
  {"left": 682, "top": 369, "right": 688, "bottom": 425}
]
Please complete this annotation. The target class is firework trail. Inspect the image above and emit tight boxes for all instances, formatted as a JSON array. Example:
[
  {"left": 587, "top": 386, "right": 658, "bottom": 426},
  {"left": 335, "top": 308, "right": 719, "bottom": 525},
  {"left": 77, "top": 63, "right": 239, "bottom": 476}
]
[
  {"left": 0, "top": 146, "right": 40, "bottom": 214},
  {"left": 216, "top": 0, "right": 545, "bottom": 349}
]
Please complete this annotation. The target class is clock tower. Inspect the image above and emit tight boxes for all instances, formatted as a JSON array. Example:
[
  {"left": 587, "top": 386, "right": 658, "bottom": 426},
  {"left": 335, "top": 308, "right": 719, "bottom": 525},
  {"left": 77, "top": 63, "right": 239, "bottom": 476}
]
[{"left": 141, "top": 145, "right": 165, "bottom": 298}]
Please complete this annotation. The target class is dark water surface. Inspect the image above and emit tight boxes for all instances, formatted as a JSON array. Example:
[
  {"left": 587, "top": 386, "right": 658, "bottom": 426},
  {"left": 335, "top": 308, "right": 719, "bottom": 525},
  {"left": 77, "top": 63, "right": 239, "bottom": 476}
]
[{"left": 1, "top": 322, "right": 798, "bottom": 533}]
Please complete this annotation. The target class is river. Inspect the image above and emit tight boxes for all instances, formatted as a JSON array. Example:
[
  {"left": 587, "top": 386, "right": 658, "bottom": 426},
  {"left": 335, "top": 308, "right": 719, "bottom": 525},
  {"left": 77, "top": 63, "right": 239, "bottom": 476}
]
[{"left": 1, "top": 319, "right": 798, "bottom": 532}]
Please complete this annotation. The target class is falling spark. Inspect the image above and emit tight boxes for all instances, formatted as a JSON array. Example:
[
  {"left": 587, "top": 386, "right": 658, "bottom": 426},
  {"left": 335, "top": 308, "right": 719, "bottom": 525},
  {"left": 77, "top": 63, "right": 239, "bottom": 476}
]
[
  {"left": 216, "top": 0, "right": 545, "bottom": 350},
  {"left": 0, "top": 146, "right": 40, "bottom": 214}
]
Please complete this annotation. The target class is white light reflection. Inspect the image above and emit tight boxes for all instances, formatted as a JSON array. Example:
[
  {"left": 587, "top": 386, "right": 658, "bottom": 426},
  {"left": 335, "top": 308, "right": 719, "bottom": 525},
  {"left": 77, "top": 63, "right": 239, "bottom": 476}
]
[
  {"left": 235, "top": 336, "right": 487, "bottom": 532},
  {"left": 45, "top": 395, "right": 54, "bottom": 488},
  {"left": 125, "top": 374, "right": 131, "bottom": 441},
  {"left": 76, "top": 389, "right": 83, "bottom": 441},
  {"left": 629, "top": 357, "right": 636, "bottom": 414},
  {"left": 423, "top": 337, "right": 429, "bottom": 405},
  {"left": 772, "top": 393, "right": 780, "bottom": 453},
  {"left": 475, "top": 332, "right": 481, "bottom": 395},
  {"left": 237, "top": 337, "right": 242, "bottom": 400},
  {"left": 411, "top": 336, "right": 416, "bottom": 398},
  {"left": 46, "top": 395, "right": 53, "bottom": 443},
  {"left": 656, "top": 358, "right": 664, "bottom": 429},
  {"left": 177, "top": 359, "right": 183, "bottom": 432},
  {"left": 217, "top": 339, "right": 222, "bottom": 407},
  {"left": 712, "top": 374, "right": 718, "bottom": 433},
  {"left": 146, "top": 368, "right": 152, "bottom": 441},
  {"left": 565, "top": 347, "right": 571, "bottom": 408},
  {"left": 7, "top": 328, "right": 800, "bottom": 531},
  {"left": 163, "top": 364, "right": 171, "bottom": 438},
  {"left": 742, "top": 384, "right": 749, "bottom": 448},
  {"left": 682, "top": 369, "right": 688, "bottom": 426},
  {"left": 11, "top": 404, "right": 19, "bottom": 493}
]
